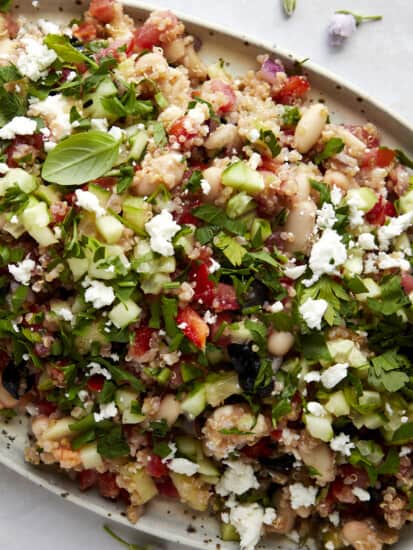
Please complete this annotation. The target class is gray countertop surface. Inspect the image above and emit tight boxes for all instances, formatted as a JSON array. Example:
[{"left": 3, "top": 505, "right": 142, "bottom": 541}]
[{"left": 1, "top": 0, "right": 412, "bottom": 549}]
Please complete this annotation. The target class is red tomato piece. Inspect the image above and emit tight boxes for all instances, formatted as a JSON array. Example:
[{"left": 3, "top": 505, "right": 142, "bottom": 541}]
[
  {"left": 212, "top": 283, "right": 239, "bottom": 312},
  {"left": 365, "top": 196, "right": 396, "bottom": 226},
  {"left": 91, "top": 176, "right": 117, "bottom": 190},
  {"left": 189, "top": 262, "right": 216, "bottom": 307},
  {"left": 259, "top": 158, "right": 279, "bottom": 172},
  {"left": 156, "top": 478, "right": 179, "bottom": 498},
  {"left": 97, "top": 472, "right": 120, "bottom": 499},
  {"left": 89, "top": 0, "right": 116, "bottom": 23},
  {"left": 73, "top": 21, "right": 99, "bottom": 42},
  {"left": 210, "top": 80, "right": 236, "bottom": 114},
  {"left": 242, "top": 438, "right": 272, "bottom": 459},
  {"left": 146, "top": 454, "right": 169, "bottom": 479},
  {"left": 274, "top": 76, "right": 310, "bottom": 105},
  {"left": 168, "top": 116, "right": 198, "bottom": 144},
  {"left": 78, "top": 469, "right": 98, "bottom": 491},
  {"left": 269, "top": 429, "right": 283, "bottom": 442},
  {"left": 36, "top": 400, "right": 57, "bottom": 416},
  {"left": 127, "top": 23, "right": 161, "bottom": 54},
  {"left": 176, "top": 306, "right": 209, "bottom": 349},
  {"left": 401, "top": 273, "right": 413, "bottom": 294},
  {"left": 376, "top": 148, "right": 395, "bottom": 168},
  {"left": 131, "top": 327, "right": 155, "bottom": 357},
  {"left": 50, "top": 201, "right": 69, "bottom": 223},
  {"left": 87, "top": 374, "right": 105, "bottom": 392}
]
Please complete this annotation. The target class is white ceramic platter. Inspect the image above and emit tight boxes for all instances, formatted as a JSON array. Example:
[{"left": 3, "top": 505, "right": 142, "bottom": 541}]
[{"left": 1, "top": 1, "right": 413, "bottom": 549}]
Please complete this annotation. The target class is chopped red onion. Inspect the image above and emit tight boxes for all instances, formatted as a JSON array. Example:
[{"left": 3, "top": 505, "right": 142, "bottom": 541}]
[{"left": 259, "top": 58, "right": 285, "bottom": 84}]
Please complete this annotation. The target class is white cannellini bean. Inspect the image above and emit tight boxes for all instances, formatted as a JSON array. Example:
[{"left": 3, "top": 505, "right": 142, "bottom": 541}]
[
  {"left": 202, "top": 166, "right": 224, "bottom": 200},
  {"left": 267, "top": 331, "right": 294, "bottom": 356},
  {"left": 135, "top": 52, "right": 168, "bottom": 74},
  {"left": 295, "top": 164, "right": 316, "bottom": 200},
  {"left": 205, "top": 124, "right": 238, "bottom": 150},
  {"left": 323, "top": 169, "right": 351, "bottom": 191},
  {"left": 284, "top": 199, "right": 317, "bottom": 253},
  {"left": 294, "top": 103, "right": 329, "bottom": 154},
  {"left": 156, "top": 394, "right": 182, "bottom": 426}
]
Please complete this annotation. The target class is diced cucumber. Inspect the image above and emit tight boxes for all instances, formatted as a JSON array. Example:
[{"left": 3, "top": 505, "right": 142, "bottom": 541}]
[
  {"left": 125, "top": 467, "right": 158, "bottom": 505},
  {"left": 353, "top": 413, "right": 384, "bottom": 430},
  {"left": 220, "top": 522, "right": 240, "bottom": 542},
  {"left": 169, "top": 473, "right": 210, "bottom": 512},
  {"left": 79, "top": 442, "right": 104, "bottom": 469},
  {"left": 227, "top": 321, "right": 253, "bottom": 344},
  {"left": 0, "top": 168, "right": 37, "bottom": 195},
  {"left": 140, "top": 273, "right": 171, "bottom": 294},
  {"left": 134, "top": 241, "right": 176, "bottom": 275},
  {"left": 250, "top": 218, "right": 272, "bottom": 243},
  {"left": 96, "top": 215, "right": 125, "bottom": 244},
  {"left": 122, "top": 409, "right": 146, "bottom": 424},
  {"left": 325, "top": 390, "right": 350, "bottom": 417},
  {"left": 88, "top": 183, "right": 110, "bottom": 208},
  {"left": 222, "top": 161, "right": 264, "bottom": 194},
  {"left": 358, "top": 391, "right": 382, "bottom": 411},
  {"left": 206, "top": 346, "right": 227, "bottom": 365},
  {"left": 38, "top": 371, "right": 54, "bottom": 391},
  {"left": 34, "top": 183, "right": 62, "bottom": 205},
  {"left": 122, "top": 196, "right": 152, "bottom": 235},
  {"left": 356, "top": 440, "right": 384, "bottom": 465},
  {"left": 357, "top": 278, "right": 381, "bottom": 302},
  {"left": 3, "top": 217, "right": 25, "bottom": 239},
  {"left": 174, "top": 230, "right": 195, "bottom": 257},
  {"left": 114, "top": 388, "right": 145, "bottom": 423},
  {"left": 197, "top": 456, "right": 220, "bottom": 477},
  {"left": 27, "top": 225, "right": 58, "bottom": 247},
  {"left": 108, "top": 299, "right": 141, "bottom": 328},
  {"left": 176, "top": 435, "right": 199, "bottom": 460},
  {"left": 67, "top": 257, "right": 89, "bottom": 281},
  {"left": 83, "top": 78, "right": 118, "bottom": 119},
  {"left": 327, "top": 338, "right": 367, "bottom": 368},
  {"left": 21, "top": 200, "right": 50, "bottom": 229},
  {"left": 346, "top": 187, "right": 378, "bottom": 212},
  {"left": 43, "top": 417, "right": 74, "bottom": 440},
  {"left": 344, "top": 248, "right": 363, "bottom": 277},
  {"left": 129, "top": 130, "right": 148, "bottom": 161},
  {"left": 181, "top": 383, "right": 207, "bottom": 419},
  {"left": 304, "top": 414, "right": 333, "bottom": 442},
  {"left": 205, "top": 371, "right": 241, "bottom": 407},
  {"left": 399, "top": 189, "right": 413, "bottom": 214},
  {"left": 225, "top": 192, "right": 256, "bottom": 219},
  {"left": 75, "top": 321, "right": 108, "bottom": 354}
]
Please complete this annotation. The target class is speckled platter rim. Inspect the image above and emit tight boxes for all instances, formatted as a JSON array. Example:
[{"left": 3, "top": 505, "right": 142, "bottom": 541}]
[{"left": 1, "top": 1, "right": 412, "bottom": 549}]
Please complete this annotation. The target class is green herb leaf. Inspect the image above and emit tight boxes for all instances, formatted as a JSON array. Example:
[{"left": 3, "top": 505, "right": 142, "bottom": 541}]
[
  {"left": 219, "top": 428, "right": 254, "bottom": 435},
  {"left": 282, "top": 106, "right": 301, "bottom": 127},
  {"left": 310, "top": 179, "right": 331, "bottom": 206},
  {"left": 0, "top": 87, "right": 26, "bottom": 126},
  {"left": 195, "top": 225, "right": 219, "bottom": 245},
  {"left": 0, "top": 0, "right": 12, "bottom": 13},
  {"left": 42, "top": 130, "right": 119, "bottom": 186},
  {"left": 44, "top": 34, "right": 97, "bottom": 68},
  {"left": 314, "top": 138, "right": 344, "bottom": 164},
  {"left": 186, "top": 169, "right": 202, "bottom": 192},
  {"left": 193, "top": 204, "right": 246, "bottom": 236},
  {"left": 97, "top": 425, "right": 130, "bottom": 458},
  {"left": 367, "top": 275, "right": 409, "bottom": 316},
  {"left": 214, "top": 232, "right": 247, "bottom": 266},
  {"left": 392, "top": 422, "right": 413, "bottom": 444},
  {"left": 378, "top": 447, "right": 400, "bottom": 475},
  {"left": 152, "top": 440, "right": 173, "bottom": 458},
  {"left": 258, "top": 129, "right": 281, "bottom": 157},
  {"left": 300, "top": 332, "right": 332, "bottom": 362},
  {"left": 148, "top": 121, "right": 167, "bottom": 147},
  {"left": 395, "top": 149, "right": 413, "bottom": 169},
  {"left": 149, "top": 419, "right": 169, "bottom": 438}
]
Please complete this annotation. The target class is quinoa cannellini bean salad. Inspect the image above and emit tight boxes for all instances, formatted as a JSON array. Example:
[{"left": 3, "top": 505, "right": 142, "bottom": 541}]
[{"left": 0, "top": 1, "right": 413, "bottom": 549}]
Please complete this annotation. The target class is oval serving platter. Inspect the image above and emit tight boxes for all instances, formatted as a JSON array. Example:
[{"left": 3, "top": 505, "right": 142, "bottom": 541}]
[{"left": 1, "top": 1, "right": 412, "bottom": 549}]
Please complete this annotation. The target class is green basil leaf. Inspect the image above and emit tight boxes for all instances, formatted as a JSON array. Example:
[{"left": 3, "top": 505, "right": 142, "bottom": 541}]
[
  {"left": 314, "top": 138, "right": 345, "bottom": 164},
  {"left": 395, "top": 149, "right": 413, "bottom": 169},
  {"left": 44, "top": 34, "right": 97, "bottom": 69},
  {"left": 392, "top": 422, "right": 413, "bottom": 444},
  {"left": 42, "top": 130, "right": 119, "bottom": 186},
  {"left": 97, "top": 425, "right": 130, "bottom": 458}
]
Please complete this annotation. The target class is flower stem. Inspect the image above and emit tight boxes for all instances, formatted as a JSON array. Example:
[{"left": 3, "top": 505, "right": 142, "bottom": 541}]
[
  {"left": 335, "top": 10, "right": 382, "bottom": 26},
  {"left": 103, "top": 525, "right": 149, "bottom": 550},
  {"left": 283, "top": 0, "right": 296, "bottom": 17}
]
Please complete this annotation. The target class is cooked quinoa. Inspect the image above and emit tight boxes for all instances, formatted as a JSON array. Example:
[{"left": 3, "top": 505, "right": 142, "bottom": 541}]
[{"left": 0, "top": 1, "right": 413, "bottom": 549}]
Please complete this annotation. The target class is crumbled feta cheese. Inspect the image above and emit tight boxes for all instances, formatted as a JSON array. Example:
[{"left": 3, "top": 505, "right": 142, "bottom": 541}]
[
  {"left": 91, "top": 118, "right": 109, "bottom": 131},
  {"left": 284, "top": 264, "right": 307, "bottom": 280},
  {"left": 289, "top": 483, "right": 318, "bottom": 510},
  {"left": 399, "top": 446, "right": 412, "bottom": 457},
  {"left": 266, "top": 301, "right": 284, "bottom": 313},
  {"left": 347, "top": 194, "right": 365, "bottom": 228},
  {"left": 29, "top": 94, "right": 72, "bottom": 139},
  {"left": 87, "top": 362, "right": 112, "bottom": 379},
  {"left": 358, "top": 233, "right": 377, "bottom": 250},
  {"left": 316, "top": 202, "right": 337, "bottom": 230},
  {"left": 10, "top": 215, "right": 19, "bottom": 224},
  {"left": 84, "top": 280, "right": 115, "bottom": 309},
  {"left": 304, "top": 371, "right": 321, "bottom": 383},
  {"left": 330, "top": 433, "right": 354, "bottom": 456},
  {"left": 208, "top": 258, "right": 221, "bottom": 273},
  {"left": 75, "top": 189, "right": 106, "bottom": 217},
  {"left": 247, "top": 128, "right": 260, "bottom": 143},
  {"left": 247, "top": 152, "right": 262, "bottom": 170},
  {"left": 8, "top": 258, "right": 35, "bottom": 285},
  {"left": 364, "top": 252, "right": 378, "bottom": 274},
  {"left": 161, "top": 442, "right": 177, "bottom": 463},
  {"left": 352, "top": 487, "right": 370, "bottom": 502},
  {"left": 78, "top": 390, "right": 89, "bottom": 403},
  {"left": 145, "top": 209, "right": 181, "bottom": 256},
  {"left": 216, "top": 460, "right": 259, "bottom": 496},
  {"left": 226, "top": 498, "right": 276, "bottom": 550},
  {"left": 321, "top": 363, "right": 348, "bottom": 389},
  {"left": 0, "top": 162, "right": 9, "bottom": 174},
  {"left": 44, "top": 141, "right": 57, "bottom": 151},
  {"left": 22, "top": 353, "right": 29, "bottom": 361},
  {"left": 56, "top": 307, "right": 74, "bottom": 322},
  {"left": 401, "top": 416, "right": 409, "bottom": 424},
  {"left": 17, "top": 37, "right": 57, "bottom": 81},
  {"left": 108, "top": 126, "right": 124, "bottom": 141},
  {"left": 378, "top": 212, "right": 413, "bottom": 250},
  {"left": 161, "top": 351, "right": 181, "bottom": 365},
  {"left": 328, "top": 511, "right": 340, "bottom": 527},
  {"left": 168, "top": 458, "right": 199, "bottom": 476},
  {"left": 203, "top": 310, "right": 217, "bottom": 324},
  {"left": 377, "top": 251, "right": 410, "bottom": 272},
  {"left": 93, "top": 401, "right": 118, "bottom": 422},
  {"left": 66, "top": 71, "right": 77, "bottom": 82},
  {"left": 299, "top": 298, "right": 328, "bottom": 330},
  {"left": 177, "top": 322, "right": 188, "bottom": 330},
  {"left": 32, "top": 0, "right": 39, "bottom": 7},
  {"left": 303, "top": 229, "right": 347, "bottom": 286},
  {"left": 186, "top": 103, "right": 208, "bottom": 125},
  {"left": 282, "top": 428, "right": 300, "bottom": 445},
  {"left": 0, "top": 116, "right": 37, "bottom": 140},
  {"left": 38, "top": 18, "right": 60, "bottom": 35},
  {"left": 200, "top": 178, "right": 211, "bottom": 195},
  {"left": 325, "top": 542, "right": 335, "bottom": 550},
  {"left": 330, "top": 186, "right": 343, "bottom": 206},
  {"left": 307, "top": 402, "right": 327, "bottom": 417}
]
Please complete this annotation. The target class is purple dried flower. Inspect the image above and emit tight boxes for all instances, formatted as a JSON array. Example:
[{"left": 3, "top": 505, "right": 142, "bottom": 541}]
[{"left": 327, "top": 13, "right": 357, "bottom": 46}]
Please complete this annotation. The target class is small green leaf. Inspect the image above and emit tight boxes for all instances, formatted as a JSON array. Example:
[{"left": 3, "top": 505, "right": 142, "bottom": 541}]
[
  {"left": 395, "top": 149, "right": 413, "bottom": 169},
  {"left": 44, "top": 34, "right": 97, "bottom": 68},
  {"left": 97, "top": 425, "right": 130, "bottom": 458},
  {"left": 314, "top": 138, "right": 344, "bottom": 164},
  {"left": 258, "top": 129, "right": 281, "bottom": 157},
  {"left": 214, "top": 232, "right": 247, "bottom": 266},
  {"left": 0, "top": 0, "right": 12, "bottom": 13},
  {"left": 282, "top": 0, "right": 296, "bottom": 17},
  {"left": 392, "top": 422, "right": 413, "bottom": 444}
]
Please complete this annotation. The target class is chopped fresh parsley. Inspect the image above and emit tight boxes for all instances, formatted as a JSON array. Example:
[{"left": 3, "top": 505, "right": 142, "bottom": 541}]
[{"left": 314, "top": 138, "right": 345, "bottom": 164}]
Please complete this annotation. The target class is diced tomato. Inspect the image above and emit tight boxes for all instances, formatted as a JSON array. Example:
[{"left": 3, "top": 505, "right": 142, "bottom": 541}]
[
  {"left": 401, "top": 273, "right": 413, "bottom": 294},
  {"left": 156, "top": 477, "right": 179, "bottom": 498},
  {"left": 168, "top": 116, "right": 198, "bottom": 144},
  {"left": 365, "top": 196, "right": 396, "bottom": 225},
  {"left": 127, "top": 23, "right": 161, "bottom": 54},
  {"left": 36, "top": 400, "right": 57, "bottom": 416},
  {"left": 130, "top": 327, "right": 155, "bottom": 357},
  {"left": 376, "top": 148, "right": 395, "bottom": 168},
  {"left": 5, "top": 14, "right": 19, "bottom": 39},
  {"left": 330, "top": 464, "right": 370, "bottom": 503},
  {"left": 176, "top": 306, "right": 209, "bottom": 349},
  {"left": 269, "top": 429, "right": 283, "bottom": 442},
  {"left": 97, "top": 472, "right": 120, "bottom": 499},
  {"left": 50, "top": 201, "right": 69, "bottom": 223},
  {"left": 274, "top": 76, "right": 310, "bottom": 105},
  {"left": 209, "top": 80, "right": 236, "bottom": 114},
  {"left": 87, "top": 374, "right": 105, "bottom": 392},
  {"left": 347, "top": 125, "right": 380, "bottom": 148},
  {"left": 189, "top": 262, "right": 216, "bottom": 308},
  {"left": 146, "top": 454, "right": 169, "bottom": 479},
  {"left": 78, "top": 469, "right": 98, "bottom": 491},
  {"left": 6, "top": 134, "right": 44, "bottom": 168},
  {"left": 89, "top": 0, "right": 116, "bottom": 23},
  {"left": 242, "top": 438, "right": 272, "bottom": 459},
  {"left": 259, "top": 158, "right": 279, "bottom": 172},
  {"left": 91, "top": 176, "right": 117, "bottom": 190},
  {"left": 74, "top": 21, "right": 99, "bottom": 42},
  {"left": 212, "top": 283, "right": 239, "bottom": 312}
]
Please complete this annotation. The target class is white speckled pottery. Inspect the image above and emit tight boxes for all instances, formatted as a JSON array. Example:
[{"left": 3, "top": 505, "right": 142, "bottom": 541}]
[{"left": 1, "top": 1, "right": 412, "bottom": 548}]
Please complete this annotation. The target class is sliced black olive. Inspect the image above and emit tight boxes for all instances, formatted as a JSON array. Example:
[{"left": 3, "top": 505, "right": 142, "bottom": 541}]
[
  {"left": 243, "top": 280, "right": 270, "bottom": 308},
  {"left": 2, "top": 363, "right": 34, "bottom": 399},
  {"left": 260, "top": 453, "right": 295, "bottom": 473},
  {"left": 227, "top": 343, "right": 272, "bottom": 396}
]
